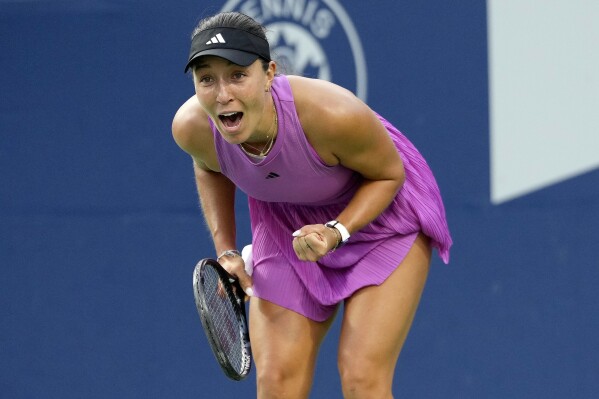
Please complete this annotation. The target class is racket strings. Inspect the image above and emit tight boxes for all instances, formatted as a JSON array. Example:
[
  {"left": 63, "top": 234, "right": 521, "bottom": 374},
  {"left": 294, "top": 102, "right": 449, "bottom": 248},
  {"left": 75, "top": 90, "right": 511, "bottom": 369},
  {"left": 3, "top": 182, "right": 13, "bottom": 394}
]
[{"left": 203, "top": 266, "right": 246, "bottom": 373}]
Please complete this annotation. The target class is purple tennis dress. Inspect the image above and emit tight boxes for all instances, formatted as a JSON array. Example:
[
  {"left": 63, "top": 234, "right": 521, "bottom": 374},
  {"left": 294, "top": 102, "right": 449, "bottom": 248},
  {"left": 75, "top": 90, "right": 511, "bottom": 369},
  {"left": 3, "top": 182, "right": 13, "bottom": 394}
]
[{"left": 211, "top": 75, "right": 452, "bottom": 321}]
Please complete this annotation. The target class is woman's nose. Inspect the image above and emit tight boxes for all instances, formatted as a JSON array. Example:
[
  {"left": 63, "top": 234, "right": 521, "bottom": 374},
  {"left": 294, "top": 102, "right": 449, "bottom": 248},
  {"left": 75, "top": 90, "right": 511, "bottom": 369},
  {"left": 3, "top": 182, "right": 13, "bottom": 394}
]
[{"left": 216, "top": 82, "right": 233, "bottom": 104}]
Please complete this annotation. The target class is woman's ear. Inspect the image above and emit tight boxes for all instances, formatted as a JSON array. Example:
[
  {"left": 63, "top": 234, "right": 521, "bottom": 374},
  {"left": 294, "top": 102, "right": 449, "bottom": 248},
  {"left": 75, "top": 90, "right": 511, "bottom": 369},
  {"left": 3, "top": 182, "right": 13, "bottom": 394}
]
[{"left": 265, "top": 61, "right": 277, "bottom": 90}]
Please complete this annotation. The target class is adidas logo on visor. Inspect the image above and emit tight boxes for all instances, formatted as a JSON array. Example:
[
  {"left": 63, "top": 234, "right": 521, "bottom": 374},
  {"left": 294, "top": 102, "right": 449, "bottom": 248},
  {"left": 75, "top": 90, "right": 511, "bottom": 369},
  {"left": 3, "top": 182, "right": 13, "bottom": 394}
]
[{"left": 206, "top": 33, "right": 226, "bottom": 45}]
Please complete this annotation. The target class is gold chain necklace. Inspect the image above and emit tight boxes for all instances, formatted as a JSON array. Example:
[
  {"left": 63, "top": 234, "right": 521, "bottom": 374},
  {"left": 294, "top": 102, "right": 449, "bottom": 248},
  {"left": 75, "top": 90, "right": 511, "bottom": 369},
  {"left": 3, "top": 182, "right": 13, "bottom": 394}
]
[{"left": 239, "top": 103, "right": 278, "bottom": 158}]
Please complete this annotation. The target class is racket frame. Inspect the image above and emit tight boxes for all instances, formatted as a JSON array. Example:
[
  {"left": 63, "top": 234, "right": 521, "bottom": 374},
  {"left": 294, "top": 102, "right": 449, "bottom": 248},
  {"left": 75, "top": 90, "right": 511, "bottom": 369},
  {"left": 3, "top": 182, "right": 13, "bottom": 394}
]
[{"left": 193, "top": 258, "right": 251, "bottom": 381}]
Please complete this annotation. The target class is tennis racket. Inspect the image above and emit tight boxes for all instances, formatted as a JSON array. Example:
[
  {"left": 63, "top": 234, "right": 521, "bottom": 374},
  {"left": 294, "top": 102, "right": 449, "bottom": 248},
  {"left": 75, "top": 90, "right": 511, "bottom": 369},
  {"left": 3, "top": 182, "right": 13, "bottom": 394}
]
[{"left": 193, "top": 258, "right": 251, "bottom": 380}]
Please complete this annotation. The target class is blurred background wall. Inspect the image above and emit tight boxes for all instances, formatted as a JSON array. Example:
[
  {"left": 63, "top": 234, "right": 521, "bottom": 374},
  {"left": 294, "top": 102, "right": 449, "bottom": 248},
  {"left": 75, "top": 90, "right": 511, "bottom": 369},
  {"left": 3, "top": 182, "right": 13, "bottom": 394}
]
[{"left": 1, "top": 1, "right": 597, "bottom": 397}]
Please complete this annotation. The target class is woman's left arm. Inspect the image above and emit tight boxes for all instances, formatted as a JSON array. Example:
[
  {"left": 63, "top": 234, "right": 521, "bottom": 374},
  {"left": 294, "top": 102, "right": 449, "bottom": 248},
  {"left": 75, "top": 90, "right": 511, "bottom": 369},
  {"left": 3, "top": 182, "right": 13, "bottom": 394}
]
[
  {"left": 328, "top": 104, "right": 405, "bottom": 234},
  {"left": 290, "top": 77, "right": 405, "bottom": 260}
]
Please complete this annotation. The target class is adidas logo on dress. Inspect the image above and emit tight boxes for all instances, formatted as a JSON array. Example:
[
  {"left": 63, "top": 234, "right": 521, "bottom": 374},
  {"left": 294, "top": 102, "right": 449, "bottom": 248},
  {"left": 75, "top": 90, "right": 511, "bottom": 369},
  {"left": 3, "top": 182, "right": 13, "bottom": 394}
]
[
  {"left": 206, "top": 33, "right": 226, "bottom": 45},
  {"left": 266, "top": 172, "right": 280, "bottom": 179}
]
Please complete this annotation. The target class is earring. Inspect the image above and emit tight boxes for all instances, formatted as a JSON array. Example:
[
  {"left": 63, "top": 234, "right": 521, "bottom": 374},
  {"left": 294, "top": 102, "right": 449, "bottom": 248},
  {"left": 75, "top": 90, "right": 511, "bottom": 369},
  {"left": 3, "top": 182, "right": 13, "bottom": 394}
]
[{"left": 265, "top": 87, "right": 270, "bottom": 92}]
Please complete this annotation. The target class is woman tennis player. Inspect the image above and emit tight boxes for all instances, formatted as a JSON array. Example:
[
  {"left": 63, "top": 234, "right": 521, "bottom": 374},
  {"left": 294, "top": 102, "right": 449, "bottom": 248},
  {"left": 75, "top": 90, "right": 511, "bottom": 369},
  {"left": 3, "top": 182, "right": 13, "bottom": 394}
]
[{"left": 172, "top": 11, "right": 452, "bottom": 398}]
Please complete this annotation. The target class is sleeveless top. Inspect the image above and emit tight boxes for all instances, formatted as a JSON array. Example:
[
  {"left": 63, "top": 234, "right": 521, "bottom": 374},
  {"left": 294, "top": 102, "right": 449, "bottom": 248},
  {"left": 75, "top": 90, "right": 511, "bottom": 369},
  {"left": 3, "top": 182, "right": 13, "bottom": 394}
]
[{"left": 209, "top": 74, "right": 452, "bottom": 265}]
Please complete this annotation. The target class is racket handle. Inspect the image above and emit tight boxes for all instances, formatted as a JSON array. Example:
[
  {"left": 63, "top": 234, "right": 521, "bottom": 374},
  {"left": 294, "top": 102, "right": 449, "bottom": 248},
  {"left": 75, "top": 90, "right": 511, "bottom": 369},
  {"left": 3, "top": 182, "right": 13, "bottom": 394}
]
[{"left": 242, "top": 244, "right": 253, "bottom": 276}]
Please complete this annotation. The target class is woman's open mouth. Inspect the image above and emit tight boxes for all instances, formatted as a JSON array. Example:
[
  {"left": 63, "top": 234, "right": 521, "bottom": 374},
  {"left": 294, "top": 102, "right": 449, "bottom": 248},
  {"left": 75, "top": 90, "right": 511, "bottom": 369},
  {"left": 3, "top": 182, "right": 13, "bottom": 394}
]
[{"left": 219, "top": 112, "right": 243, "bottom": 129}]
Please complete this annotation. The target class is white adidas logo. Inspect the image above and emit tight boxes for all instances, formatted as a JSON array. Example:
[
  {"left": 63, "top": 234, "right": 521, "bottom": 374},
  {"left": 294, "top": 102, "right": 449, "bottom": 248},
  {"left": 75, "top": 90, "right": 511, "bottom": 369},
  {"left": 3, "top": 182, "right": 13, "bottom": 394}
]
[{"left": 206, "top": 33, "right": 226, "bottom": 45}]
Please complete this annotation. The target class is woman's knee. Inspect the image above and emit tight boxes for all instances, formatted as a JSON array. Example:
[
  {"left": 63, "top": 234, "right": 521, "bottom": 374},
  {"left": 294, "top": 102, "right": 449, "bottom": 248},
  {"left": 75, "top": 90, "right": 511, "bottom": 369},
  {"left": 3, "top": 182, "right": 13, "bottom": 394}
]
[
  {"left": 255, "top": 363, "right": 312, "bottom": 398},
  {"left": 338, "top": 352, "right": 393, "bottom": 398}
]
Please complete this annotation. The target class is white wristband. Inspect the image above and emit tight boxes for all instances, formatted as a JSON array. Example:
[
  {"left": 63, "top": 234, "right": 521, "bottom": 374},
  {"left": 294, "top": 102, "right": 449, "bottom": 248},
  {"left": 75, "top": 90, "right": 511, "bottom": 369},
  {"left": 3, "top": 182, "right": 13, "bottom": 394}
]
[{"left": 325, "top": 220, "right": 350, "bottom": 247}]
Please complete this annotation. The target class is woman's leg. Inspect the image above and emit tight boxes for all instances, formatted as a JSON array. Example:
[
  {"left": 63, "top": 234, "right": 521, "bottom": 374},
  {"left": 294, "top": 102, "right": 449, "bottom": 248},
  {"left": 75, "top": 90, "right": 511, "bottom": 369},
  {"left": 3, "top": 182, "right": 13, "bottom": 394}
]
[
  {"left": 337, "top": 233, "right": 432, "bottom": 398},
  {"left": 250, "top": 298, "right": 336, "bottom": 399}
]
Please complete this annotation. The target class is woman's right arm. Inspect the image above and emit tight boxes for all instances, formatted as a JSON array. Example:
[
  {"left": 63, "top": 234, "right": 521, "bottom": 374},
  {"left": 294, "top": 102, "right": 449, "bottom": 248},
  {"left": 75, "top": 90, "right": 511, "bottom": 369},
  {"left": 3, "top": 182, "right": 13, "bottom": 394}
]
[
  {"left": 192, "top": 161, "right": 238, "bottom": 258},
  {"left": 171, "top": 97, "right": 252, "bottom": 292}
]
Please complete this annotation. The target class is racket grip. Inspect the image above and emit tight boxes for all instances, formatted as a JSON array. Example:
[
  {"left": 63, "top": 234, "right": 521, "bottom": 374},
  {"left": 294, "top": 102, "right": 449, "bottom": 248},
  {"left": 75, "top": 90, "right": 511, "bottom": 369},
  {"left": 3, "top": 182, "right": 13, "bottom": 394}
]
[{"left": 242, "top": 244, "right": 253, "bottom": 276}]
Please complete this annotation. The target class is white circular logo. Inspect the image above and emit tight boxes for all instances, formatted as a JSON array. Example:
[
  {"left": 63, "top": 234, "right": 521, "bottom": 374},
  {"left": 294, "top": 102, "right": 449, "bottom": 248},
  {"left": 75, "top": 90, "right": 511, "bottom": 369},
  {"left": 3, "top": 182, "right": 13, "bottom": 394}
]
[{"left": 220, "top": 0, "right": 368, "bottom": 101}]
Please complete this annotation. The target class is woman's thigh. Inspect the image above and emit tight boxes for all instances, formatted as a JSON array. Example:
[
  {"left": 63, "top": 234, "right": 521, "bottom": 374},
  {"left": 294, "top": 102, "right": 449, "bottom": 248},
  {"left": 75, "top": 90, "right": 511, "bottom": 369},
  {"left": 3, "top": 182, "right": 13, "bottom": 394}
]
[
  {"left": 338, "top": 233, "right": 432, "bottom": 387},
  {"left": 249, "top": 297, "right": 336, "bottom": 398}
]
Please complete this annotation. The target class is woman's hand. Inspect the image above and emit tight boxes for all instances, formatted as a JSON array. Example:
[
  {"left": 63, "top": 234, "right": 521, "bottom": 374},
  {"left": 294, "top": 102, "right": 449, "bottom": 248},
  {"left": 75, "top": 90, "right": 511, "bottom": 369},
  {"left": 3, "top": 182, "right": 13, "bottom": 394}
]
[
  {"left": 292, "top": 224, "right": 339, "bottom": 262},
  {"left": 219, "top": 255, "right": 254, "bottom": 298}
]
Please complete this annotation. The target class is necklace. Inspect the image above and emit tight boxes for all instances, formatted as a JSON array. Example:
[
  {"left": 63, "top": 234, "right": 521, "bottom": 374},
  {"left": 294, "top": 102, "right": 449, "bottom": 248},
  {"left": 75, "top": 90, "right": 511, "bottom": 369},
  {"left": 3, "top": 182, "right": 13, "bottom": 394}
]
[{"left": 239, "top": 103, "right": 278, "bottom": 158}]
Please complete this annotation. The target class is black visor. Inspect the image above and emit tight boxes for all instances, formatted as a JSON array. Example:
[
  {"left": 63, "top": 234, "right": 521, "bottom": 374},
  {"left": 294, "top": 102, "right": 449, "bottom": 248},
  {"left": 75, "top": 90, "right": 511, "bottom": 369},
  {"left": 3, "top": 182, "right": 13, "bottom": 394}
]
[{"left": 185, "top": 27, "right": 271, "bottom": 72}]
